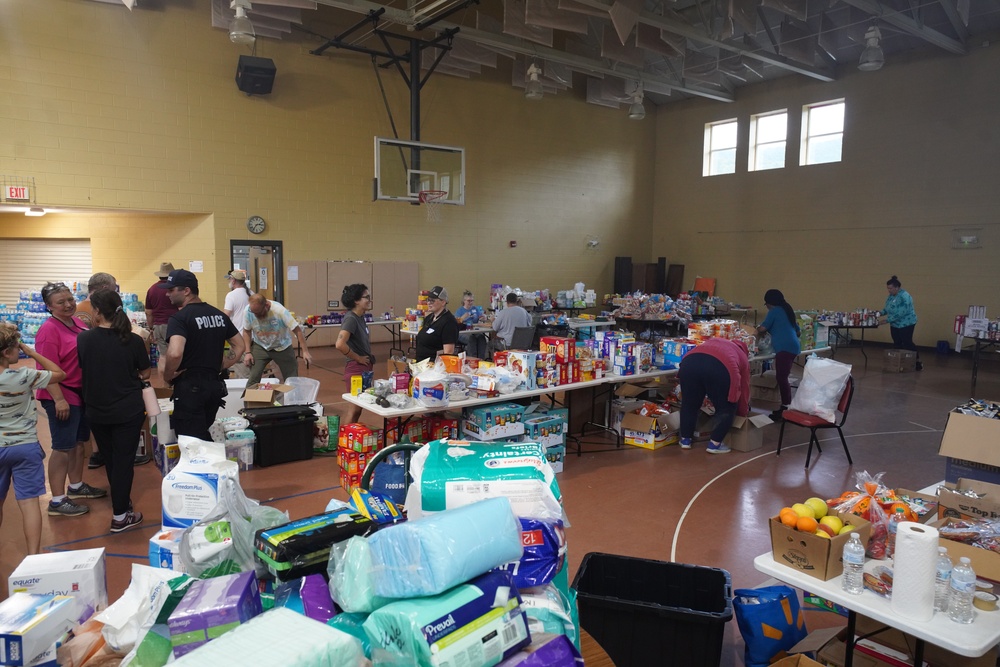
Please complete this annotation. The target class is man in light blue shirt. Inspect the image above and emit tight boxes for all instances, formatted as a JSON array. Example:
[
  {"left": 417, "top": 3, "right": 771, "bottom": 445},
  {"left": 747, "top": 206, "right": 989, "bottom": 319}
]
[
  {"left": 492, "top": 293, "right": 532, "bottom": 348},
  {"left": 242, "top": 294, "right": 312, "bottom": 384}
]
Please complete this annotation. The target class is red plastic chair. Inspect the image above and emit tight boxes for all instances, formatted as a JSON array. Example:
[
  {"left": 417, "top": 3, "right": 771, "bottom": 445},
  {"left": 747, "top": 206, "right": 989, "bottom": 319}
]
[{"left": 776, "top": 376, "right": 855, "bottom": 468}]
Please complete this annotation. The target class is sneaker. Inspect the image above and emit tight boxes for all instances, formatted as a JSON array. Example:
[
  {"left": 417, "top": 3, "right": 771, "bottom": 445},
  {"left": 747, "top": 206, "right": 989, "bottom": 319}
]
[
  {"left": 769, "top": 408, "right": 786, "bottom": 422},
  {"left": 48, "top": 498, "right": 90, "bottom": 516},
  {"left": 706, "top": 442, "right": 731, "bottom": 455},
  {"left": 679, "top": 437, "right": 692, "bottom": 450},
  {"left": 67, "top": 482, "right": 108, "bottom": 499},
  {"left": 110, "top": 511, "right": 143, "bottom": 534},
  {"left": 88, "top": 453, "right": 105, "bottom": 469},
  {"left": 134, "top": 454, "right": 152, "bottom": 466}
]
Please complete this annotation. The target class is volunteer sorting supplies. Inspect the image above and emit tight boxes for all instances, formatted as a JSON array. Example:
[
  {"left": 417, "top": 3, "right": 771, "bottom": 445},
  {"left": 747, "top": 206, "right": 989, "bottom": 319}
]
[
  {"left": 367, "top": 496, "right": 523, "bottom": 599},
  {"left": 363, "top": 571, "right": 531, "bottom": 666}
]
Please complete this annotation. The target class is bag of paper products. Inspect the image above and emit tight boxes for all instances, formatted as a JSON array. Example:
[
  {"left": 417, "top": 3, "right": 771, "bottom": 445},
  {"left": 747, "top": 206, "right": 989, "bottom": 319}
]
[
  {"left": 95, "top": 564, "right": 191, "bottom": 658},
  {"left": 412, "top": 365, "right": 449, "bottom": 407},
  {"left": 405, "top": 439, "right": 563, "bottom": 522},
  {"left": 367, "top": 497, "right": 523, "bottom": 599},
  {"left": 363, "top": 571, "right": 530, "bottom": 667},
  {"left": 327, "top": 536, "right": 394, "bottom": 614},
  {"left": 789, "top": 356, "right": 851, "bottom": 422}
]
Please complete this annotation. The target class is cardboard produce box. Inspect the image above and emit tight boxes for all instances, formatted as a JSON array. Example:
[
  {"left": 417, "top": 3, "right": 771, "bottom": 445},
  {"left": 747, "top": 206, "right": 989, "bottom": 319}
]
[
  {"left": 769, "top": 510, "right": 871, "bottom": 580},
  {"left": 893, "top": 487, "right": 938, "bottom": 523},
  {"left": 938, "top": 479, "right": 1000, "bottom": 520},
  {"left": 750, "top": 371, "right": 782, "bottom": 404},
  {"left": 784, "top": 627, "right": 880, "bottom": 667},
  {"left": 936, "top": 517, "right": 1000, "bottom": 582},
  {"left": 938, "top": 406, "right": 1000, "bottom": 484},
  {"left": 728, "top": 414, "right": 769, "bottom": 452}
]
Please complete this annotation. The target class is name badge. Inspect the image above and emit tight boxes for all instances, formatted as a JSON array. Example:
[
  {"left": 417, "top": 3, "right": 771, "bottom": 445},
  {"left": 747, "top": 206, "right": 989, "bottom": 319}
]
[{"left": 427, "top": 327, "right": 436, "bottom": 334}]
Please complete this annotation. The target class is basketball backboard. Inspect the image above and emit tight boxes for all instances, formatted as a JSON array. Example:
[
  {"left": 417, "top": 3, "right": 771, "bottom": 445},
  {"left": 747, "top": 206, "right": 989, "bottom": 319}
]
[{"left": 374, "top": 137, "right": 465, "bottom": 205}]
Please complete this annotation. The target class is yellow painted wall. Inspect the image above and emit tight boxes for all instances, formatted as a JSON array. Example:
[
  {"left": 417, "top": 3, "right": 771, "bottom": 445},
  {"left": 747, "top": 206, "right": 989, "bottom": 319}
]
[
  {"left": 0, "top": 0, "right": 655, "bottom": 309},
  {"left": 652, "top": 44, "right": 1000, "bottom": 347}
]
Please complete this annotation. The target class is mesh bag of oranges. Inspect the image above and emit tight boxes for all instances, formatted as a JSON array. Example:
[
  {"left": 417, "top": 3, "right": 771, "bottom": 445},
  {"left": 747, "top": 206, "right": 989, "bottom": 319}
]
[{"left": 829, "top": 470, "right": 909, "bottom": 559}]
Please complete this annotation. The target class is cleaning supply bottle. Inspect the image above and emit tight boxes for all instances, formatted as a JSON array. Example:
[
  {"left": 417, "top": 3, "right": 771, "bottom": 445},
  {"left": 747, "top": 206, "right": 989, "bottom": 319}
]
[
  {"left": 842, "top": 532, "right": 865, "bottom": 595},
  {"left": 949, "top": 556, "right": 976, "bottom": 624},
  {"left": 934, "top": 546, "right": 952, "bottom": 613}
]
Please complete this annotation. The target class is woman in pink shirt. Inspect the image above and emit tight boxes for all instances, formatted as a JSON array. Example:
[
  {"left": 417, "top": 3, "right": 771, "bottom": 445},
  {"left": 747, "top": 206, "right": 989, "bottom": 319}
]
[
  {"left": 677, "top": 337, "right": 751, "bottom": 454},
  {"left": 35, "top": 282, "right": 106, "bottom": 517}
]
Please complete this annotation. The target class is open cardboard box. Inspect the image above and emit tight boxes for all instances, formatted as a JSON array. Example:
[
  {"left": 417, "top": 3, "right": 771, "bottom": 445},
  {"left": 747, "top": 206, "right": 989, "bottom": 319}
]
[
  {"left": 853, "top": 614, "right": 996, "bottom": 667},
  {"left": 769, "top": 510, "right": 871, "bottom": 580},
  {"left": 242, "top": 383, "right": 292, "bottom": 408},
  {"left": 750, "top": 371, "right": 782, "bottom": 404},
  {"left": 620, "top": 410, "right": 680, "bottom": 450},
  {"left": 938, "top": 405, "right": 1000, "bottom": 484},
  {"left": 935, "top": 516, "right": 1000, "bottom": 582},
  {"left": 894, "top": 487, "right": 939, "bottom": 524},
  {"left": 938, "top": 478, "right": 1000, "bottom": 521}
]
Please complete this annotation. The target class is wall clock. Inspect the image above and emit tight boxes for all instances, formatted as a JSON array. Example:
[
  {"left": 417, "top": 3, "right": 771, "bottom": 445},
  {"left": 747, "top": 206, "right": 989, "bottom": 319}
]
[{"left": 247, "top": 215, "right": 266, "bottom": 234}]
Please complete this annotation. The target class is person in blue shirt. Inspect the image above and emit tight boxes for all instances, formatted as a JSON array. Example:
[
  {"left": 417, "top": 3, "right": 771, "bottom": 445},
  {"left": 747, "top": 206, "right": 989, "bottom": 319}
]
[
  {"left": 881, "top": 275, "right": 921, "bottom": 371},
  {"left": 456, "top": 291, "right": 487, "bottom": 359},
  {"left": 757, "top": 289, "right": 801, "bottom": 421}
]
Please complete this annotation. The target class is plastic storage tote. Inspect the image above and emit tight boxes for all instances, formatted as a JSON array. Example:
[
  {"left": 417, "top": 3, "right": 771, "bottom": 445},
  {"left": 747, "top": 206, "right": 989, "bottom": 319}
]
[
  {"left": 572, "top": 552, "right": 733, "bottom": 667},
  {"left": 283, "top": 376, "right": 320, "bottom": 405}
]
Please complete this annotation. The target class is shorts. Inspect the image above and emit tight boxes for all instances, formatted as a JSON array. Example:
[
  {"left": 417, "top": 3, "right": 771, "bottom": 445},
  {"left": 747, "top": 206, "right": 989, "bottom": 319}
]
[
  {"left": 0, "top": 442, "right": 47, "bottom": 501},
  {"left": 40, "top": 399, "right": 91, "bottom": 451},
  {"left": 344, "top": 359, "right": 373, "bottom": 393},
  {"left": 153, "top": 324, "right": 170, "bottom": 351}
]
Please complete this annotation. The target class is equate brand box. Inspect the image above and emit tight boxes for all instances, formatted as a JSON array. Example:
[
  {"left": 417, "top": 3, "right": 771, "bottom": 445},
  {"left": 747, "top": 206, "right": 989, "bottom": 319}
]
[
  {"left": 506, "top": 351, "right": 538, "bottom": 390},
  {"left": 8, "top": 548, "right": 108, "bottom": 624},
  {"left": 522, "top": 415, "right": 564, "bottom": 448},
  {"left": 463, "top": 403, "right": 526, "bottom": 441},
  {"left": 539, "top": 336, "right": 575, "bottom": 363},
  {"left": 768, "top": 510, "right": 871, "bottom": 581}
]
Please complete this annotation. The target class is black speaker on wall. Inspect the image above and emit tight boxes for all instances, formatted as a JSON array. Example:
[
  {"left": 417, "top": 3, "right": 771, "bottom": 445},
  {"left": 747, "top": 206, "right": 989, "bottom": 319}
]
[{"left": 235, "top": 55, "right": 276, "bottom": 95}]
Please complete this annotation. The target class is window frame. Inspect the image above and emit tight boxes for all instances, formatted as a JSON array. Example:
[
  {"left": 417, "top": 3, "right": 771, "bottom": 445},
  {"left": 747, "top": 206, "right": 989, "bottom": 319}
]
[
  {"left": 703, "top": 118, "right": 739, "bottom": 177},
  {"left": 800, "top": 99, "right": 846, "bottom": 166},
  {"left": 747, "top": 109, "right": 788, "bottom": 172}
]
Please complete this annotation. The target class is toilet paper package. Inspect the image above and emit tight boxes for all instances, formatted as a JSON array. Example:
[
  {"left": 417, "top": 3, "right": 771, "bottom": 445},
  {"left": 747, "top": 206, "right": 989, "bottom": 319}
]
[
  {"left": 363, "top": 570, "right": 530, "bottom": 667},
  {"left": 161, "top": 438, "right": 239, "bottom": 530}
]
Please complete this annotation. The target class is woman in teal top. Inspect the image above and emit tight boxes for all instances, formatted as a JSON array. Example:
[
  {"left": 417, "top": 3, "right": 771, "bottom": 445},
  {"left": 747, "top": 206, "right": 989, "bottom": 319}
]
[
  {"left": 758, "top": 289, "right": 800, "bottom": 421},
  {"left": 881, "top": 275, "right": 921, "bottom": 370}
]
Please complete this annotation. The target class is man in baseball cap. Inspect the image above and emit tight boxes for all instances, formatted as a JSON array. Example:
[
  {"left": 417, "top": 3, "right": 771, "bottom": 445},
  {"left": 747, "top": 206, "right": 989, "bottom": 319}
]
[{"left": 146, "top": 263, "right": 179, "bottom": 375}]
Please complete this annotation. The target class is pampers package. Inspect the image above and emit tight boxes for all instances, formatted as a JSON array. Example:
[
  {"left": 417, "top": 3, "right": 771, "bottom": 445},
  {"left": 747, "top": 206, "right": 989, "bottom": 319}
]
[
  {"left": 8, "top": 548, "right": 108, "bottom": 623},
  {"left": 363, "top": 571, "right": 530, "bottom": 667},
  {"left": 406, "top": 439, "right": 563, "bottom": 521},
  {"left": 167, "top": 571, "right": 262, "bottom": 657},
  {"left": 161, "top": 437, "right": 240, "bottom": 529},
  {"left": 367, "top": 497, "right": 523, "bottom": 599}
]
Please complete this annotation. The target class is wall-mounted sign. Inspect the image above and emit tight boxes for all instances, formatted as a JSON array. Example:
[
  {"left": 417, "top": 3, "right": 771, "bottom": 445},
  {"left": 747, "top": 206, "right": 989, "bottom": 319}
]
[{"left": 5, "top": 186, "right": 29, "bottom": 201}]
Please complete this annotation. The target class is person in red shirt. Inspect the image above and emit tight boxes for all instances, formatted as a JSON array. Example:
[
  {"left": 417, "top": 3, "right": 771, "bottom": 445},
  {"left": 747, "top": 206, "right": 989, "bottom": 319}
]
[
  {"left": 145, "top": 262, "right": 180, "bottom": 375},
  {"left": 677, "top": 337, "right": 751, "bottom": 455}
]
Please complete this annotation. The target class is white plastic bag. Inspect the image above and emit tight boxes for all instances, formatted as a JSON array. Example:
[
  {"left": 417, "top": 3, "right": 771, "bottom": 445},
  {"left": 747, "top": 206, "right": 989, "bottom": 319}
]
[
  {"left": 95, "top": 564, "right": 186, "bottom": 655},
  {"left": 789, "top": 356, "right": 852, "bottom": 422}
]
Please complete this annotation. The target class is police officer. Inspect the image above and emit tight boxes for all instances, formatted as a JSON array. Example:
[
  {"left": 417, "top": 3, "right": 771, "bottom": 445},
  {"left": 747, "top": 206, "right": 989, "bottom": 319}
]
[{"left": 160, "top": 269, "right": 245, "bottom": 441}]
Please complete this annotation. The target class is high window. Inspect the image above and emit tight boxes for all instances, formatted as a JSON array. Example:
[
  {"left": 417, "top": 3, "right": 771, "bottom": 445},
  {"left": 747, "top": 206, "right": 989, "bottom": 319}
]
[
  {"left": 801, "top": 100, "right": 845, "bottom": 165},
  {"left": 703, "top": 119, "right": 737, "bottom": 176},
  {"left": 748, "top": 111, "right": 787, "bottom": 171}
]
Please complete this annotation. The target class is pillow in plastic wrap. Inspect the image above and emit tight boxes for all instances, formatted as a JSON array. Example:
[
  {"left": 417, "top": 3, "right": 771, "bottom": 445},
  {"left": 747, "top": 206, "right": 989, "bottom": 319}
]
[
  {"left": 368, "top": 497, "right": 522, "bottom": 599},
  {"left": 327, "top": 536, "right": 394, "bottom": 613}
]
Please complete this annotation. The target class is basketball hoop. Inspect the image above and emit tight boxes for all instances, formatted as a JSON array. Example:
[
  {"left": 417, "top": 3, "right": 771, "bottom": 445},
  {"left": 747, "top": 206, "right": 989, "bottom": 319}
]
[{"left": 418, "top": 190, "right": 447, "bottom": 223}]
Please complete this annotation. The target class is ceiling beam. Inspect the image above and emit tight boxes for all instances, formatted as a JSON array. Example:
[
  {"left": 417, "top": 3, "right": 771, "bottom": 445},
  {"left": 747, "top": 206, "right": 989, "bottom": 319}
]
[
  {"left": 838, "top": 0, "right": 966, "bottom": 54},
  {"left": 312, "top": 0, "right": 736, "bottom": 101},
  {"left": 935, "top": 0, "right": 971, "bottom": 42}
]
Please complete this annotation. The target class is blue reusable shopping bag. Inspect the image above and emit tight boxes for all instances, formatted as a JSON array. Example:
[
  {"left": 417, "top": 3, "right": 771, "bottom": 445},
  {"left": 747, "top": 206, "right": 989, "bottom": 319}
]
[
  {"left": 369, "top": 451, "right": 407, "bottom": 505},
  {"left": 733, "top": 585, "right": 808, "bottom": 667}
]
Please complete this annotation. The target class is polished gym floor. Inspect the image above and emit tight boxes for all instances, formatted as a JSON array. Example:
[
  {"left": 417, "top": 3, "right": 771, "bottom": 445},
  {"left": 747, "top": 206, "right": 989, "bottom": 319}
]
[{"left": 1, "top": 340, "right": 992, "bottom": 665}]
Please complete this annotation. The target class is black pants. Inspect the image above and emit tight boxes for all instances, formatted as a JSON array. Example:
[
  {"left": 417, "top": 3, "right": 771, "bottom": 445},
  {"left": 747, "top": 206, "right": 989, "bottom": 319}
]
[
  {"left": 679, "top": 354, "right": 737, "bottom": 443},
  {"left": 890, "top": 325, "right": 920, "bottom": 359},
  {"left": 171, "top": 373, "right": 225, "bottom": 442},
  {"left": 91, "top": 414, "right": 145, "bottom": 515}
]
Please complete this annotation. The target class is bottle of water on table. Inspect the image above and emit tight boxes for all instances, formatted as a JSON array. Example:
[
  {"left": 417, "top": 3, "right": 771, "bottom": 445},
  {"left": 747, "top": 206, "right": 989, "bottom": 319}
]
[
  {"left": 842, "top": 532, "right": 865, "bottom": 595},
  {"left": 934, "top": 546, "right": 952, "bottom": 613},
  {"left": 949, "top": 556, "right": 976, "bottom": 624}
]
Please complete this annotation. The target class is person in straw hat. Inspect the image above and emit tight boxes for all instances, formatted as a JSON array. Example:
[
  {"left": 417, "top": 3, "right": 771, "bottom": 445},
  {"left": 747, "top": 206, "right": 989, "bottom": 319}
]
[{"left": 146, "top": 262, "right": 179, "bottom": 374}]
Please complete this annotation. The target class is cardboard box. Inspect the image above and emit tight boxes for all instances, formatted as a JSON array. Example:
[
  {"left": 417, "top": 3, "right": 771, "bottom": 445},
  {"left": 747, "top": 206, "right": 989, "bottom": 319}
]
[
  {"left": 728, "top": 414, "right": 766, "bottom": 452},
  {"left": 522, "top": 415, "right": 564, "bottom": 448},
  {"left": 769, "top": 510, "right": 871, "bottom": 580},
  {"left": 893, "top": 487, "right": 938, "bottom": 523},
  {"left": 938, "top": 479, "right": 1000, "bottom": 520},
  {"left": 463, "top": 403, "right": 526, "bottom": 441},
  {"left": 545, "top": 444, "right": 565, "bottom": 474},
  {"left": 241, "top": 383, "right": 292, "bottom": 408},
  {"left": 854, "top": 613, "right": 996, "bottom": 667},
  {"left": 785, "top": 627, "right": 880, "bottom": 667},
  {"left": 621, "top": 410, "right": 680, "bottom": 450},
  {"left": 750, "top": 371, "right": 782, "bottom": 403},
  {"left": 8, "top": 548, "right": 107, "bottom": 623},
  {"left": 937, "top": 517, "right": 1000, "bottom": 582},
  {"left": 883, "top": 349, "right": 917, "bottom": 373},
  {"left": 938, "top": 407, "right": 1000, "bottom": 484},
  {"left": 0, "top": 594, "right": 78, "bottom": 667}
]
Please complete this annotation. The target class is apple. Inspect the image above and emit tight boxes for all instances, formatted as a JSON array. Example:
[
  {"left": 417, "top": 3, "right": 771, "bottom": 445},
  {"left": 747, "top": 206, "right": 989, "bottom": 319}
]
[
  {"left": 816, "top": 523, "right": 837, "bottom": 537},
  {"left": 814, "top": 529, "right": 832, "bottom": 539},
  {"left": 792, "top": 503, "right": 815, "bottom": 519},
  {"left": 805, "top": 497, "right": 828, "bottom": 519},
  {"left": 819, "top": 515, "right": 844, "bottom": 534},
  {"left": 839, "top": 524, "right": 855, "bottom": 535}
]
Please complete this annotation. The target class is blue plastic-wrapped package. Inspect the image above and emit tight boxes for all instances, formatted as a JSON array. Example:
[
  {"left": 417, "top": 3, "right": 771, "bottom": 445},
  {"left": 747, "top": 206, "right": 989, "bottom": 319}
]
[
  {"left": 368, "top": 497, "right": 523, "bottom": 599},
  {"left": 363, "top": 571, "right": 530, "bottom": 667},
  {"left": 327, "top": 536, "right": 393, "bottom": 614},
  {"left": 497, "top": 518, "right": 566, "bottom": 588}
]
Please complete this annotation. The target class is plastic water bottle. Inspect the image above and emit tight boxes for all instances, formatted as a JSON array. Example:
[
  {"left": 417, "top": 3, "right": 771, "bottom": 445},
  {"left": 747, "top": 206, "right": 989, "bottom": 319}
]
[
  {"left": 949, "top": 556, "right": 976, "bottom": 624},
  {"left": 842, "top": 532, "right": 865, "bottom": 595},
  {"left": 934, "top": 547, "right": 952, "bottom": 613},
  {"left": 886, "top": 508, "right": 907, "bottom": 559}
]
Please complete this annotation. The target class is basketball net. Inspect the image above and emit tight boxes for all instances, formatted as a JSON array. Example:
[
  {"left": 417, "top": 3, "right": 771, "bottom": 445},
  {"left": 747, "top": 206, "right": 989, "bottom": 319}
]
[{"left": 418, "top": 190, "right": 447, "bottom": 223}]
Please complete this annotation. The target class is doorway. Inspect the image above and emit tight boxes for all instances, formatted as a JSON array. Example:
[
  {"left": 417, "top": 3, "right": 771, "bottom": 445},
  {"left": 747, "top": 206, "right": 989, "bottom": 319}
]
[{"left": 230, "top": 240, "right": 284, "bottom": 304}]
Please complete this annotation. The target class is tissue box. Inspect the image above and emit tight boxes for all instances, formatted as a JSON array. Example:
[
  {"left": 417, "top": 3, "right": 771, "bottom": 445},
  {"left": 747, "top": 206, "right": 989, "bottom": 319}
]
[
  {"left": 167, "top": 571, "right": 262, "bottom": 657},
  {"left": 8, "top": 548, "right": 107, "bottom": 623},
  {"left": 0, "top": 594, "right": 77, "bottom": 667}
]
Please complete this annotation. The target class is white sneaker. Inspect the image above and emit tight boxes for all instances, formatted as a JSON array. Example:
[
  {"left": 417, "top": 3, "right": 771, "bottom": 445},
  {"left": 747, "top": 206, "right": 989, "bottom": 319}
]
[{"left": 679, "top": 438, "right": 692, "bottom": 450}]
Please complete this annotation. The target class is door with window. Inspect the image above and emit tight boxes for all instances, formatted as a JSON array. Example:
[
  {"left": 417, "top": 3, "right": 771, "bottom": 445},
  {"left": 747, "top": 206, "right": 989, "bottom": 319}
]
[{"left": 230, "top": 240, "right": 283, "bottom": 304}]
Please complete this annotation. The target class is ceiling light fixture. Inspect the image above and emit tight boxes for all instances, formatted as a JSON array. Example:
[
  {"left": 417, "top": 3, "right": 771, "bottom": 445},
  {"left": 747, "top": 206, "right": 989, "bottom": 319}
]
[
  {"left": 524, "top": 62, "right": 544, "bottom": 101},
  {"left": 858, "top": 23, "right": 884, "bottom": 71},
  {"left": 627, "top": 81, "right": 645, "bottom": 120},
  {"left": 25, "top": 207, "right": 45, "bottom": 217},
  {"left": 229, "top": 0, "right": 256, "bottom": 45}
]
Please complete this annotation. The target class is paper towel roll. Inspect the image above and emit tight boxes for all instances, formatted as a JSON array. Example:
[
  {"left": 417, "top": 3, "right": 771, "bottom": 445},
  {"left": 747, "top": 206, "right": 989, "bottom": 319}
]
[{"left": 890, "top": 522, "right": 940, "bottom": 622}]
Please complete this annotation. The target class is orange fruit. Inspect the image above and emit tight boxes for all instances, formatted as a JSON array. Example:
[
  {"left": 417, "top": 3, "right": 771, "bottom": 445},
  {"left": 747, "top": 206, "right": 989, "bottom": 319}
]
[
  {"left": 780, "top": 508, "right": 798, "bottom": 527},
  {"left": 796, "top": 516, "right": 818, "bottom": 533}
]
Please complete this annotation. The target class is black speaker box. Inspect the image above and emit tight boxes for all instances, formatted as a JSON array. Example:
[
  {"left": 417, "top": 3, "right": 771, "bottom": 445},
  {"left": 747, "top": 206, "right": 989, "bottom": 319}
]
[{"left": 235, "top": 55, "right": 276, "bottom": 95}]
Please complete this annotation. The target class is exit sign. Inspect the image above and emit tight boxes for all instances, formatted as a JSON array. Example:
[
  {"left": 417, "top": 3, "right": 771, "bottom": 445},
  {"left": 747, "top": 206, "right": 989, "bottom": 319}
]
[{"left": 5, "top": 186, "right": 29, "bottom": 201}]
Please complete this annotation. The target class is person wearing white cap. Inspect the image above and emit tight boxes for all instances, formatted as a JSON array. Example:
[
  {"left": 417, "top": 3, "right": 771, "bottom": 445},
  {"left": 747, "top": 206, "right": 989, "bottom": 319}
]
[
  {"left": 415, "top": 286, "right": 459, "bottom": 363},
  {"left": 145, "top": 262, "right": 179, "bottom": 374},
  {"left": 223, "top": 270, "right": 253, "bottom": 379}
]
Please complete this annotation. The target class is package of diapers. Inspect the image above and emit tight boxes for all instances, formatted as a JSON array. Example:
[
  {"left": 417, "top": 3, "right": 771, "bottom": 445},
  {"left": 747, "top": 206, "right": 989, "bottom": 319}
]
[
  {"left": 161, "top": 437, "right": 240, "bottom": 529},
  {"left": 497, "top": 518, "right": 566, "bottom": 589},
  {"left": 518, "top": 584, "right": 578, "bottom": 646},
  {"left": 363, "top": 570, "right": 530, "bottom": 667},
  {"left": 405, "top": 439, "right": 563, "bottom": 521},
  {"left": 367, "top": 497, "right": 523, "bottom": 599}
]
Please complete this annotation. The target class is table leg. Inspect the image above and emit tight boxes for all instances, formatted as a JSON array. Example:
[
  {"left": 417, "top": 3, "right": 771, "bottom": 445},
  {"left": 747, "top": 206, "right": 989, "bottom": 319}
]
[
  {"left": 845, "top": 610, "right": 856, "bottom": 667},
  {"left": 830, "top": 328, "right": 839, "bottom": 359},
  {"left": 913, "top": 638, "right": 925, "bottom": 667},
  {"left": 973, "top": 338, "right": 981, "bottom": 395},
  {"left": 860, "top": 328, "right": 868, "bottom": 370}
]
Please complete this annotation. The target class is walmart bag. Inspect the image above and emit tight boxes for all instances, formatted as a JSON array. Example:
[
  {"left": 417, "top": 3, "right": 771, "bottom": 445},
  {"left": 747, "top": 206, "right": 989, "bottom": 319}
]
[{"left": 733, "top": 585, "right": 807, "bottom": 667}]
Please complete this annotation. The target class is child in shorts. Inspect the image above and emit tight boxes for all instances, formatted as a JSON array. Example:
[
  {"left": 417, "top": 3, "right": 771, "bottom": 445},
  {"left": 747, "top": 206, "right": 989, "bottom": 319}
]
[{"left": 0, "top": 322, "right": 66, "bottom": 555}]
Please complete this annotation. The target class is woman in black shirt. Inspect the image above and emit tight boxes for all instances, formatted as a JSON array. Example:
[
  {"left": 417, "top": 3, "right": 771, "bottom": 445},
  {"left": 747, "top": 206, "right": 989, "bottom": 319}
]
[
  {"left": 77, "top": 290, "right": 150, "bottom": 533},
  {"left": 415, "top": 286, "right": 459, "bottom": 363}
]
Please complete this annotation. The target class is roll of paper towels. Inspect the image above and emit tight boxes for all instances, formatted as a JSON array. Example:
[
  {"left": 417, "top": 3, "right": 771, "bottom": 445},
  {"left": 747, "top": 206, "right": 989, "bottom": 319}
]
[{"left": 890, "top": 522, "right": 940, "bottom": 622}]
